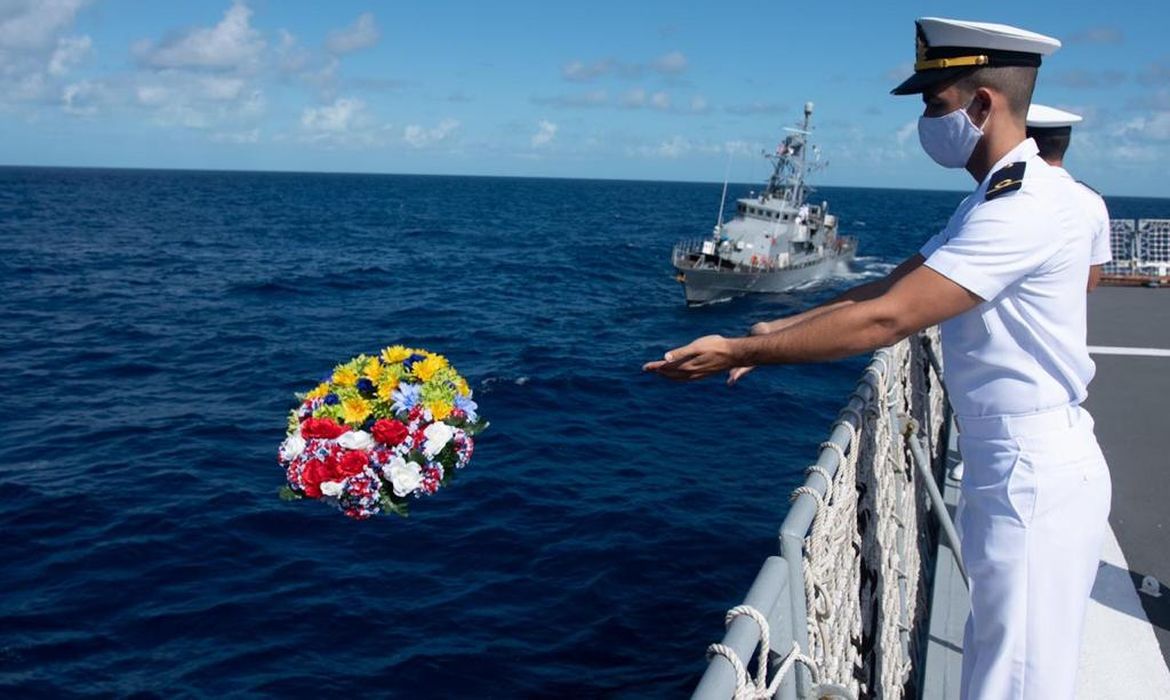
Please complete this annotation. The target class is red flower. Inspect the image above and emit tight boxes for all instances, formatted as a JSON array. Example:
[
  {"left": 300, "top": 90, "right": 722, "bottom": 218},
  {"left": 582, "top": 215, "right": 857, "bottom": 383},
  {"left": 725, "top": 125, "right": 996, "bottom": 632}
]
[
  {"left": 372, "top": 419, "right": 409, "bottom": 445},
  {"left": 337, "top": 450, "right": 369, "bottom": 477},
  {"left": 301, "top": 417, "right": 349, "bottom": 439},
  {"left": 300, "top": 458, "right": 329, "bottom": 498}
]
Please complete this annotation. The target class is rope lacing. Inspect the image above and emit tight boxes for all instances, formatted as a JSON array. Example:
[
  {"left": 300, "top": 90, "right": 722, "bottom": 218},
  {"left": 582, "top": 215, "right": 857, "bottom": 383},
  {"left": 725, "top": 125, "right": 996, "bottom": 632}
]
[{"left": 707, "top": 605, "right": 820, "bottom": 700}]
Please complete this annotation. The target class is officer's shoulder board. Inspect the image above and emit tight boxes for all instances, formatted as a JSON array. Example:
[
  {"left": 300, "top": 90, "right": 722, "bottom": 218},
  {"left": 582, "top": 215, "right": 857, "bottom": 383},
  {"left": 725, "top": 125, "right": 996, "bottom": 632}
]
[
  {"left": 1077, "top": 179, "right": 1101, "bottom": 195},
  {"left": 985, "top": 161, "right": 1026, "bottom": 201}
]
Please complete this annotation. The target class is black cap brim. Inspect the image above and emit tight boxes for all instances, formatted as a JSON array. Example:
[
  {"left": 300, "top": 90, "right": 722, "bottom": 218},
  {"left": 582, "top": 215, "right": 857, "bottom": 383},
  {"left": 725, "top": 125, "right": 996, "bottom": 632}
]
[{"left": 890, "top": 66, "right": 976, "bottom": 95}]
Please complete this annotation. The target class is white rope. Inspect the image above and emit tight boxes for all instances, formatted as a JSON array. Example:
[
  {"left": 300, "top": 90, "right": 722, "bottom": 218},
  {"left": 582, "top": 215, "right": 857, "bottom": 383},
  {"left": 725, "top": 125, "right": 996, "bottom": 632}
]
[
  {"left": 707, "top": 605, "right": 820, "bottom": 700},
  {"left": 701, "top": 331, "right": 948, "bottom": 699},
  {"left": 794, "top": 331, "right": 946, "bottom": 698}
]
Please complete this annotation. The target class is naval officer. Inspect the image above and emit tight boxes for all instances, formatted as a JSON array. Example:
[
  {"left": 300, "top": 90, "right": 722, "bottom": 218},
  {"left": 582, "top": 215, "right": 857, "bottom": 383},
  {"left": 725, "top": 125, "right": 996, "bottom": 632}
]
[
  {"left": 644, "top": 17, "right": 1110, "bottom": 699},
  {"left": 1026, "top": 103, "right": 1113, "bottom": 290}
]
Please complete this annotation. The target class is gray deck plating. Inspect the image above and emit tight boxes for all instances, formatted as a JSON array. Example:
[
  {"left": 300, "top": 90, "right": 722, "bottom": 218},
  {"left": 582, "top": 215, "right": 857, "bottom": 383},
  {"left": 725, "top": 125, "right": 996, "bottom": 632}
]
[
  {"left": 922, "top": 285, "right": 1170, "bottom": 697},
  {"left": 1082, "top": 287, "right": 1170, "bottom": 664}
]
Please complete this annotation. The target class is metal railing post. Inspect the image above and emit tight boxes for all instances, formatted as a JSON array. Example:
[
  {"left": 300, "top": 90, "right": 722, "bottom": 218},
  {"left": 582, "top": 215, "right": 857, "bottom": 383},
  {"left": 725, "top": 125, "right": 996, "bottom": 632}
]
[{"left": 780, "top": 530, "right": 811, "bottom": 698}]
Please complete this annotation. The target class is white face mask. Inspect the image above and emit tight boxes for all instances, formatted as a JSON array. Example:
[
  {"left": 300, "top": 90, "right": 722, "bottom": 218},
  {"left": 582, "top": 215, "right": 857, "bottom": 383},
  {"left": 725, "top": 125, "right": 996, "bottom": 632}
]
[{"left": 917, "top": 101, "right": 985, "bottom": 169}]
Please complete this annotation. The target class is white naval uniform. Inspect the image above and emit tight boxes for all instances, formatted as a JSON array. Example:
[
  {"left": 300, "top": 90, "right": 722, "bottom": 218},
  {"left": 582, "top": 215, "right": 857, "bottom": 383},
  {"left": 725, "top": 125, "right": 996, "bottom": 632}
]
[
  {"left": 1063, "top": 170, "right": 1113, "bottom": 267},
  {"left": 919, "top": 138, "right": 1112, "bottom": 700}
]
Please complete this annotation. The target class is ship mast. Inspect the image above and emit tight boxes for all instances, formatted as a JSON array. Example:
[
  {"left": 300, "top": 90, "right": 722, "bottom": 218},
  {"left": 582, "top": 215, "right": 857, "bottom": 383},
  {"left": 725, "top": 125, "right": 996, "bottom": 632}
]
[{"left": 763, "top": 101, "right": 815, "bottom": 206}]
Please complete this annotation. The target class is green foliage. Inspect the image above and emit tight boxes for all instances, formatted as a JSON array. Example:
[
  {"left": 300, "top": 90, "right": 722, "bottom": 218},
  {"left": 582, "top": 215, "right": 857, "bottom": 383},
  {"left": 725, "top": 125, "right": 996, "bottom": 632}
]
[
  {"left": 463, "top": 420, "right": 490, "bottom": 437},
  {"left": 371, "top": 399, "right": 397, "bottom": 420},
  {"left": 314, "top": 403, "right": 344, "bottom": 422},
  {"left": 420, "top": 379, "right": 455, "bottom": 406},
  {"left": 379, "top": 490, "right": 410, "bottom": 518},
  {"left": 278, "top": 486, "right": 303, "bottom": 501}
]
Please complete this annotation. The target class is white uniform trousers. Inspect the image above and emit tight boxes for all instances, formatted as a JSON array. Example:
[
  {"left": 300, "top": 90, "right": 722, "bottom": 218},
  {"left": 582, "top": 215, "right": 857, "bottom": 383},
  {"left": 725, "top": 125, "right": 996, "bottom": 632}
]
[{"left": 955, "top": 405, "right": 1111, "bottom": 700}]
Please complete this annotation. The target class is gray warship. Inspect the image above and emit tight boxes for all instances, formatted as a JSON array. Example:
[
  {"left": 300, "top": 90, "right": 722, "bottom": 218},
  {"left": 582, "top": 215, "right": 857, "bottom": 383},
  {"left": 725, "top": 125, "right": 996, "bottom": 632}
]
[{"left": 672, "top": 102, "right": 857, "bottom": 305}]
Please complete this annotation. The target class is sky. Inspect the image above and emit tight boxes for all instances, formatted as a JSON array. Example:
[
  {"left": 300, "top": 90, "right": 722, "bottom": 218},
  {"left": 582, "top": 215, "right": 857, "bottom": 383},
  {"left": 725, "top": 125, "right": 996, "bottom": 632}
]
[{"left": 1, "top": 0, "right": 1168, "bottom": 196}]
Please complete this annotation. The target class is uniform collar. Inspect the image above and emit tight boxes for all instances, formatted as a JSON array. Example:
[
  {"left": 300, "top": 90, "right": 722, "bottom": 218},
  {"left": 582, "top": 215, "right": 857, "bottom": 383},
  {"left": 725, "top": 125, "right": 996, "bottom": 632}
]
[{"left": 979, "top": 138, "right": 1040, "bottom": 191}]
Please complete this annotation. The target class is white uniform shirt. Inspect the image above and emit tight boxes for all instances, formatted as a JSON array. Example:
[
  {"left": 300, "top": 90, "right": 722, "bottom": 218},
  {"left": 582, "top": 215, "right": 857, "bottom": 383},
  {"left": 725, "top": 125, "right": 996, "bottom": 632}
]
[
  {"left": 920, "top": 138, "right": 1096, "bottom": 418},
  {"left": 1054, "top": 167, "right": 1112, "bottom": 265}
]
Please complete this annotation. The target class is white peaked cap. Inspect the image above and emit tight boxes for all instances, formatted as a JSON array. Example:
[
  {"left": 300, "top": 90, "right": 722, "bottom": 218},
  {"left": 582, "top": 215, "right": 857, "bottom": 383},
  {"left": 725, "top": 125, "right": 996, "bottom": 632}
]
[
  {"left": 1026, "top": 103, "right": 1083, "bottom": 129},
  {"left": 917, "top": 18, "right": 1062, "bottom": 56},
  {"left": 893, "top": 17, "right": 1062, "bottom": 95}
]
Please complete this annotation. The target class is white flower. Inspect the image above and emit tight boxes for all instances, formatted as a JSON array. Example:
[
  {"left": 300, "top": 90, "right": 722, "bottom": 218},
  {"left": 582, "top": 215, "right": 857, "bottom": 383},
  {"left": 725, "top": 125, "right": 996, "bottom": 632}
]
[
  {"left": 320, "top": 480, "right": 345, "bottom": 497},
  {"left": 384, "top": 457, "right": 423, "bottom": 497},
  {"left": 336, "top": 430, "right": 374, "bottom": 451},
  {"left": 423, "top": 422, "right": 455, "bottom": 458},
  {"left": 280, "top": 433, "right": 306, "bottom": 461}
]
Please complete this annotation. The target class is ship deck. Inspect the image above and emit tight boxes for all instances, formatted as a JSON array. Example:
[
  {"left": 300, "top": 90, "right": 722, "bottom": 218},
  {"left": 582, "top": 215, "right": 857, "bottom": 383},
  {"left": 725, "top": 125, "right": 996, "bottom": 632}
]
[{"left": 922, "top": 285, "right": 1170, "bottom": 698}]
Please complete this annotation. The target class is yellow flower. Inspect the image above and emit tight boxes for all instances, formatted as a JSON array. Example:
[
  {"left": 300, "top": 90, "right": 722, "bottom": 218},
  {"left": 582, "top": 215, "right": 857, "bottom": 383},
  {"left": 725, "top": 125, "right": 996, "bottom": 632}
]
[
  {"left": 341, "top": 397, "right": 372, "bottom": 425},
  {"left": 455, "top": 377, "right": 471, "bottom": 397},
  {"left": 363, "top": 358, "right": 384, "bottom": 382},
  {"left": 413, "top": 354, "right": 448, "bottom": 382},
  {"left": 305, "top": 382, "right": 331, "bottom": 400},
  {"left": 427, "top": 400, "right": 453, "bottom": 421},
  {"left": 381, "top": 345, "right": 411, "bottom": 364},
  {"left": 333, "top": 366, "right": 359, "bottom": 387},
  {"left": 377, "top": 377, "right": 399, "bottom": 400}
]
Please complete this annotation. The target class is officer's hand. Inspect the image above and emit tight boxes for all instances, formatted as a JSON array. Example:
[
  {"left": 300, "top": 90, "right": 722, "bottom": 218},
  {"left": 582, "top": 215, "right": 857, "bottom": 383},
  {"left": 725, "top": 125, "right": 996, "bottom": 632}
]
[
  {"left": 727, "top": 365, "right": 755, "bottom": 386},
  {"left": 643, "top": 335, "right": 736, "bottom": 381}
]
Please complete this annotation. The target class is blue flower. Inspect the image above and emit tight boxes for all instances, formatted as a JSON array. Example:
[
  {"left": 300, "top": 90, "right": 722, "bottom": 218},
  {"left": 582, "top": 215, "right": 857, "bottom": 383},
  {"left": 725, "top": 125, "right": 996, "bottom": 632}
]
[
  {"left": 402, "top": 353, "right": 426, "bottom": 371},
  {"left": 454, "top": 395, "right": 478, "bottom": 422},
  {"left": 391, "top": 384, "right": 421, "bottom": 413},
  {"left": 324, "top": 393, "right": 340, "bottom": 405},
  {"left": 356, "top": 378, "right": 375, "bottom": 394}
]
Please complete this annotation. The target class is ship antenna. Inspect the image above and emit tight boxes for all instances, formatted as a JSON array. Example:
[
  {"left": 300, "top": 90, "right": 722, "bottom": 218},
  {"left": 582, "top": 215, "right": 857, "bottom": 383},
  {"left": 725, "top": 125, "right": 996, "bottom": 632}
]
[
  {"left": 714, "top": 150, "right": 733, "bottom": 238},
  {"left": 795, "top": 101, "right": 813, "bottom": 205}
]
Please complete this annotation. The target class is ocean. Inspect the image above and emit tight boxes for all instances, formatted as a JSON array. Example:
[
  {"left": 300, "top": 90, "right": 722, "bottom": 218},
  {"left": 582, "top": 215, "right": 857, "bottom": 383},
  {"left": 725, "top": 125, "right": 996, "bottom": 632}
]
[{"left": 1, "top": 167, "right": 1165, "bottom": 698}]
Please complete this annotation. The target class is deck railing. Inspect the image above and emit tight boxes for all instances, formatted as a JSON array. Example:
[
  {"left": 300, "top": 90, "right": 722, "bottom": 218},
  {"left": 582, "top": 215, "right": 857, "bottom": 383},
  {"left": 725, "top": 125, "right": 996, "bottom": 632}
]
[
  {"left": 691, "top": 331, "right": 953, "bottom": 700},
  {"left": 1104, "top": 219, "right": 1170, "bottom": 284}
]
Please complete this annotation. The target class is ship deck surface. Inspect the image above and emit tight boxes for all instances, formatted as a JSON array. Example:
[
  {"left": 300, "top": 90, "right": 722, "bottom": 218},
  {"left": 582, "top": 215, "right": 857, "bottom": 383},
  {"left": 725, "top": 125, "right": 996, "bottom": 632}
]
[{"left": 922, "top": 286, "right": 1170, "bottom": 698}]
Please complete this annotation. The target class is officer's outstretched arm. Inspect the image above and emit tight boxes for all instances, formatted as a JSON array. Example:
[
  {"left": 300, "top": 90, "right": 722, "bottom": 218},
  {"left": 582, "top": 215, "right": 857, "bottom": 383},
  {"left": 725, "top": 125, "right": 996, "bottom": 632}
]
[
  {"left": 752, "top": 254, "right": 926, "bottom": 334},
  {"left": 644, "top": 265, "right": 981, "bottom": 380},
  {"left": 732, "top": 265, "right": 980, "bottom": 364}
]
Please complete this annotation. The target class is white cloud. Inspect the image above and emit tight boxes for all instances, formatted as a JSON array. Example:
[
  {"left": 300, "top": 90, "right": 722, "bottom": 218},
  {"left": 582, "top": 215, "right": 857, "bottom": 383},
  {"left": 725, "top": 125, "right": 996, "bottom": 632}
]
[
  {"left": 210, "top": 128, "right": 260, "bottom": 143},
  {"left": 301, "top": 97, "right": 367, "bottom": 133},
  {"left": 325, "top": 12, "right": 379, "bottom": 55},
  {"left": 895, "top": 120, "right": 917, "bottom": 146},
  {"left": 0, "top": 1, "right": 92, "bottom": 109},
  {"left": 48, "top": 34, "right": 91, "bottom": 76},
  {"left": 295, "top": 97, "right": 396, "bottom": 147},
  {"left": 531, "top": 120, "right": 557, "bottom": 147},
  {"left": 689, "top": 95, "right": 709, "bottom": 113},
  {"left": 1115, "top": 112, "right": 1170, "bottom": 141},
  {"left": 0, "top": 0, "right": 88, "bottom": 51},
  {"left": 134, "top": 73, "right": 265, "bottom": 129},
  {"left": 652, "top": 50, "right": 687, "bottom": 75},
  {"left": 562, "top": 58, "right": 615, "bottom": 82},
  {"left": 275, "top": 29, "right": 310, "bottom": 72},
  {"left": 61, "top": 79, "right": 101, "bottom": 116},
  {"left": 650, "top": 91, "right": 671, "bottom": 110},
  {"left": 533, "top": 90, "right": 608, "bottom": 108},
  {"left": 403, "top": 118, "right": 460, "bottom": 148},
  {"left": 198, "top": 75, "right": 246, "bottom": 101},
  {"left": 725, "top": 101, "right": 787, "bottom": 116},
  {"left": 561, "top": 52, "right": 687, "bottom": 82},
  {"left": 621, "top": 88, "right": 645, "bottom": 108},
  {"left": 135, "top": 2, "right": 265, "bottom": 71},
  {"left": 631, "top": 135, "right": 692, "bottom": 158}
]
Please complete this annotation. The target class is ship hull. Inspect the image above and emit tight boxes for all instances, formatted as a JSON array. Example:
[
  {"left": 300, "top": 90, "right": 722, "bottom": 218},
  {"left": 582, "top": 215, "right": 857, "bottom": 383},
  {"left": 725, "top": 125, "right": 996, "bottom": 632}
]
[{"left": 677, "top": 249, "right": 856, "bottom": 305}]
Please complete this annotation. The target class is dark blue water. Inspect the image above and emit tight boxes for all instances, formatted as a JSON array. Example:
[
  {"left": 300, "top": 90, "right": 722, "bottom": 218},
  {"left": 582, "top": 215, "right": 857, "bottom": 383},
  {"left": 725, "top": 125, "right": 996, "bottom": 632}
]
[{"left": 0, "top": 167, "right": 1164, "bottom": 698}]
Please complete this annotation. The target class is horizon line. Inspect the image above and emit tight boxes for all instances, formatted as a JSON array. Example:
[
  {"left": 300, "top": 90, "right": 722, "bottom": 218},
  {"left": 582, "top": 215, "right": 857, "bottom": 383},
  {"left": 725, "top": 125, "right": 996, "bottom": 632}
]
[{"left": 1, "top": 162, "right": 1166, "bottom": 200}]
